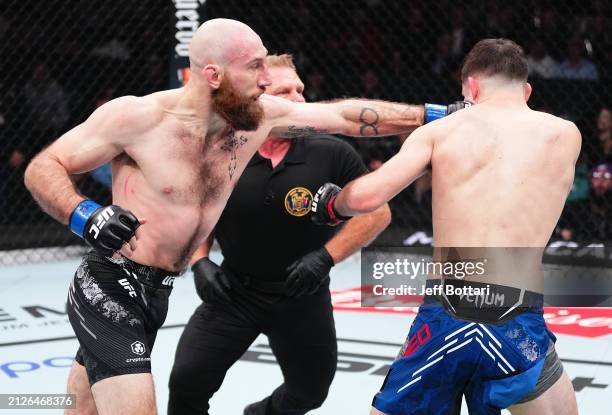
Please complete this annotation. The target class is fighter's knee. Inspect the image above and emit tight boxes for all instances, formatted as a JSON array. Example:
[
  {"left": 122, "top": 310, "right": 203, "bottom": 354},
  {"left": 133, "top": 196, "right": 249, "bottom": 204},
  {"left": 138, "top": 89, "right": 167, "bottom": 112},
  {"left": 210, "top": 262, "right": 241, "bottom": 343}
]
[
  {"left": 65, "top": 362, "right": 97, "bottom": 415},
  {"left": 67, "top": 375, "right": 87, "bottom": 394},
  {"left": 64, "top": 387, "right": 97, "bottom": 415}
]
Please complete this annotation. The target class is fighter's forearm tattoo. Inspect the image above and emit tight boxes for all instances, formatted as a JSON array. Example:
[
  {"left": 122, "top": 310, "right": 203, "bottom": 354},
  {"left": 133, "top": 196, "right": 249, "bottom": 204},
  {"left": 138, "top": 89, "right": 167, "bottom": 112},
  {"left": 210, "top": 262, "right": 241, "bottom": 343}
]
[
  {"left": 221, "top": 128, "right": 248, "bottom": 179},
  {"left": 359, "top": 107, "right": 380, "bottom": 136},
  {"left": 283, "top": 125, "right": 329, "bottom": 138}
]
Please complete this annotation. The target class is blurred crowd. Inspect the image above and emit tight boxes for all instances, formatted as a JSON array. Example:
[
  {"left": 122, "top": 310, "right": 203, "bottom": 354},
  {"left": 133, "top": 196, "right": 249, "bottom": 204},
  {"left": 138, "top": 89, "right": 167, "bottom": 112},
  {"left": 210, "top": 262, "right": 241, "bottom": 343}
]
[{"left": 0, "top": 0, "right": 610, "bottom": 247}]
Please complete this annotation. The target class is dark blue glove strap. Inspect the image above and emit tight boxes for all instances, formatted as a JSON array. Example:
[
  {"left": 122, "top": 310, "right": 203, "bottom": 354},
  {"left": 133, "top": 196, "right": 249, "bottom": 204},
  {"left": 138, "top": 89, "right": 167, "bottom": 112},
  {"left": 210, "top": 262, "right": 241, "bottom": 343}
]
[
  {"left": 424, "top": 103, "right": 447, "bottom": 124},
  {"left": 69, "top": 200, "right": 102, "bottom": 237}
]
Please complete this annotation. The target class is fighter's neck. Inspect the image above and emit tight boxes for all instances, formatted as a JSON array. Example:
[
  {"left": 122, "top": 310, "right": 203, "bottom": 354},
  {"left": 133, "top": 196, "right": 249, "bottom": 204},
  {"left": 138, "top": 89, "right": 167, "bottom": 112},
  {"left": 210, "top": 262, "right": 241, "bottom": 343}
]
[
  {"left": 172, "top": 82, "right": 228, "bottom": 136},
  {"left": 476, "top": 93, "right": 527, "bottom": 107}
]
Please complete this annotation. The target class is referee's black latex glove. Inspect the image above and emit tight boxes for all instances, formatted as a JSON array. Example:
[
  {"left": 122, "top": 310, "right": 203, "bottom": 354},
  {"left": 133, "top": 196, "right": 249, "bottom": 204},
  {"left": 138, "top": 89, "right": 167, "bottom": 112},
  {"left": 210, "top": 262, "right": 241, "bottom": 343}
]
[
  {"left": 284, "top": 247, "right": 334, "bottom": 297},
  {"left": 192, "top": 257, "right": 232, "bottom": 302}
]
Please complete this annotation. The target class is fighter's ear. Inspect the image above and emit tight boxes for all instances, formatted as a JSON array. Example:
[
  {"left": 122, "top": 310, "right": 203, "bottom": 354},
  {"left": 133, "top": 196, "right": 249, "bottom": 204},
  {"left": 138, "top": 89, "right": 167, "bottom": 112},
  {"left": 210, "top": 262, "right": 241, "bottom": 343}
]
[
  {"left": 524, "top": 82, "right": 532, "bottom": 102},
  {"left": 203, "top": 64, "right": 223, "bottom": 90},
  {"left": 467, "top": 76, "right": 479, "bottom": 102}
]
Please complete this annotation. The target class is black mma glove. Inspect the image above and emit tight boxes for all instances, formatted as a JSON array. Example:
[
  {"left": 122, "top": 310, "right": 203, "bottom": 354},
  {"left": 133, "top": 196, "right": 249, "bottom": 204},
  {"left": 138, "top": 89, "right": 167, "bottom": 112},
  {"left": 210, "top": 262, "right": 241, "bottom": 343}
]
[
  {"left": 284, "top": 247, "right": 334, "bottom": 297},
  {"left": 192, "top": 257, "right": 232, "bottom": 302},
  {"left": 311, "top": 183, "right": 352, "bottom": 226},
  {"left": 69, "top": 200, "right": 140, "bottom": 257},
  {"left": 424, "top": 101, "right": 472, "bottom": 123}
]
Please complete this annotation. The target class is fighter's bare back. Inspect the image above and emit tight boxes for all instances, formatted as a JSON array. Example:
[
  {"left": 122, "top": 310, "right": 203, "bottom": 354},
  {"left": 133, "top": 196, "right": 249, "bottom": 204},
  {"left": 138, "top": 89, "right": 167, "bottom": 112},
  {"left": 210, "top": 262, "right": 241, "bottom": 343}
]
[
  {"left": 430, "top": 104, "right": 580, "bottom": 248},
  {"left": 331, "top": 101, "right": 581, "bottom": 291},
  {"left": 428, "top": 105, "right": 580, "bottom": 290}
]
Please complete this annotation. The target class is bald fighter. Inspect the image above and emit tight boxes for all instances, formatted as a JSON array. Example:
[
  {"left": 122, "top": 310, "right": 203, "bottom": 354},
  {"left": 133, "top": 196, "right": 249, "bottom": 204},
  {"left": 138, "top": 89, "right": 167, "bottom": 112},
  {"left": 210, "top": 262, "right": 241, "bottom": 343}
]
[
  {"left": 312, "top": 39, "right": 581, "bottom": 415},
  {"left": 24, "top": 18, "right": 460, "bottom": 415}
]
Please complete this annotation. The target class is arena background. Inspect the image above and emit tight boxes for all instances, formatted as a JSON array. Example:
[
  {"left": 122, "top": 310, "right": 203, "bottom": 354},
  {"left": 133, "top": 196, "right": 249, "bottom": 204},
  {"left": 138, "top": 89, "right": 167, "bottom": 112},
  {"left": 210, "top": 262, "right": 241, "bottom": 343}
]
[{"left": 0, "top": 0, "right": 611, "bottom": 263}]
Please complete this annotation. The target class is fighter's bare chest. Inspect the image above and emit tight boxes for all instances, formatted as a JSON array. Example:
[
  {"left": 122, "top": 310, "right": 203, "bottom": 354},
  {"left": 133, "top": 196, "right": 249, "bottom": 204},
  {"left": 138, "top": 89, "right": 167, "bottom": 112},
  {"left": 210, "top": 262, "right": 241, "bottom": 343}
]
[{"left": 128, "top": 127, "right": 254, "bottom": 205}]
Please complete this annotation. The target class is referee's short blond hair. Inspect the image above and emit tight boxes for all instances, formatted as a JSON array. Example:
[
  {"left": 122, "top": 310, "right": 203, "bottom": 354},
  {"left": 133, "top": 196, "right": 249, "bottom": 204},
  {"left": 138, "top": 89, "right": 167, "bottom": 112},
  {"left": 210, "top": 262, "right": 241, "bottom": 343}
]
[{"left": 265, "top": 54, "right": 297, "bottom": 71}]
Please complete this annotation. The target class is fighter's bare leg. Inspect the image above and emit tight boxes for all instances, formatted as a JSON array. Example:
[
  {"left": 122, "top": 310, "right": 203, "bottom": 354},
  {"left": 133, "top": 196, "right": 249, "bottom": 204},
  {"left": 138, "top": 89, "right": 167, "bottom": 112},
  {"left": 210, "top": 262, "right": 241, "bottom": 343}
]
[
  {"left": 370, "top": 408, "right": 387, "bottom": 415},
  {"left": 65, "top": 360, "right": 97, "bottom": 415},
  {"left": 508, "top": 370, "right": 578, "bottom": 415},
  {"left": 90, "top": 373, "right": 156, "bottom": 415}
]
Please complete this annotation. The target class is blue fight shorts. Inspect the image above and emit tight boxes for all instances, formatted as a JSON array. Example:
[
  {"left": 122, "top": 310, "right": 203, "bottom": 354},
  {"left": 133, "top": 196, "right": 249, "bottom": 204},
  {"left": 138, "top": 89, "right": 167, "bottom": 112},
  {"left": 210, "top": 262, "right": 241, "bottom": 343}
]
[{"left": 372, "top": 280, "right": 560, "bottom": 415}]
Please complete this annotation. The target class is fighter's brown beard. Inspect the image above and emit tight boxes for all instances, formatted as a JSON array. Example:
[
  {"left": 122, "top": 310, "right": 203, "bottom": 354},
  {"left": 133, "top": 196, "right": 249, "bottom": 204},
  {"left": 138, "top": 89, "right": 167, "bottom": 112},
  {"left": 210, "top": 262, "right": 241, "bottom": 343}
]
[{"left": 212, "top": 77, "right": 264, "bottom": 131}]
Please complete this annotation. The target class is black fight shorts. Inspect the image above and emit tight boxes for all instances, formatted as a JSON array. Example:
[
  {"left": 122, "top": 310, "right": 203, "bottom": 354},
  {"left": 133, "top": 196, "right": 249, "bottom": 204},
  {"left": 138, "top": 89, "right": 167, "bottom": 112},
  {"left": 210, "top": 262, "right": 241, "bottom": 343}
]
[{"left": 67, "top": 251, "right": 177, "bottom": 385}]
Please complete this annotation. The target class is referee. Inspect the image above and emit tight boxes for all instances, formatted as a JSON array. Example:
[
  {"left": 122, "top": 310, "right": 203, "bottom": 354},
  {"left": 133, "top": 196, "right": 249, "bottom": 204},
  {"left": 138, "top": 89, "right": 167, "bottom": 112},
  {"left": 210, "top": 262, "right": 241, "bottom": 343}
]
[{"left": 167, "top": 54, "right": 391, "bottom": 415}]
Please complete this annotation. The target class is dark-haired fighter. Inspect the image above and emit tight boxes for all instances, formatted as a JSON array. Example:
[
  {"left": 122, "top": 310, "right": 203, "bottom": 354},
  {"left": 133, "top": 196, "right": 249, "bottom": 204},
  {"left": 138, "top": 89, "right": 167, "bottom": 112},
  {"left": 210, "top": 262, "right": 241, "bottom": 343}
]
[{"left": 313, "top": 39, "right": 581, "bottom": 415}]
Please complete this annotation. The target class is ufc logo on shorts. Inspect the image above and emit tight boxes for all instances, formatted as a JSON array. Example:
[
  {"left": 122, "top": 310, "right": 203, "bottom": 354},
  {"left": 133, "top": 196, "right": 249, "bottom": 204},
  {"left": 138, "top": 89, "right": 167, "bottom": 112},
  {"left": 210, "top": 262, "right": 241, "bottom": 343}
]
[
  {"left": 162, "top": 276, "right": 175, "bottom": 287},
  {"left": 88, "top": 207, "right": 115, "bottom": 240},
  {"left": 118, "top": 278, "right": 137, "bottom": 298}
]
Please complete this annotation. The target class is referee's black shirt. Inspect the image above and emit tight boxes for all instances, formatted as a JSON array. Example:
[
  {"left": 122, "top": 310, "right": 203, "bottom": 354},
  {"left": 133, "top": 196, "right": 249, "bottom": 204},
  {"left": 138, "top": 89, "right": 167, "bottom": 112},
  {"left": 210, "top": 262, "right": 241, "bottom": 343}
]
[{"left": 215, "top": 136, "right": 368, "bottom": 281}]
